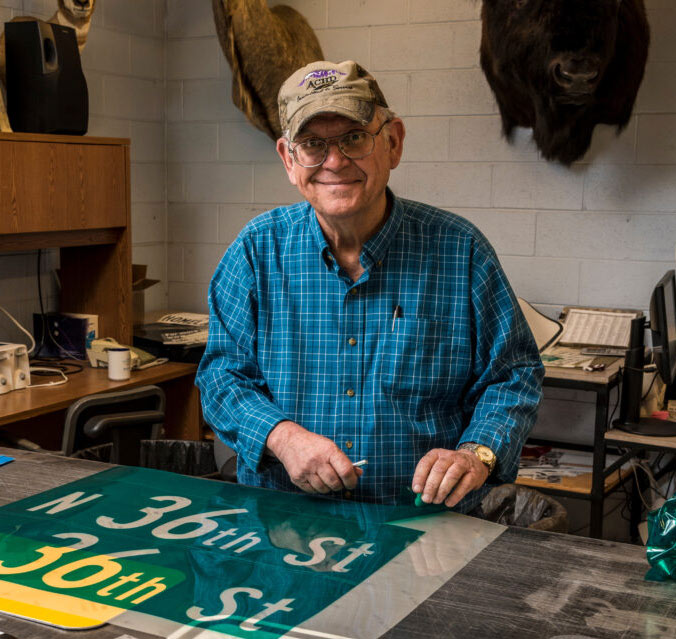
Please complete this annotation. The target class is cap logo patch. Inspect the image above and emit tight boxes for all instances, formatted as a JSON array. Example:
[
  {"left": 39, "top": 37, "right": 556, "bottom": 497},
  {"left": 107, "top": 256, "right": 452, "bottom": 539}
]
[{"left": 298, "top": 68, "right": 347, "bottom": 91}]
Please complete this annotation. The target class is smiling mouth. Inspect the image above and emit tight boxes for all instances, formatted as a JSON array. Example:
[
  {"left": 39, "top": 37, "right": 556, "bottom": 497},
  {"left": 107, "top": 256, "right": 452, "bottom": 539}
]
[{"left": 316, "top": 179, "right": 361, "bottom": 186}]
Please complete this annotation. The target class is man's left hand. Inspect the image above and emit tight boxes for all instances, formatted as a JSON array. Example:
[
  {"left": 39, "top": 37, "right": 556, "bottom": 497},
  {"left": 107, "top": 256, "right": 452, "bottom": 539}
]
[{"left": 412, "top": 449, "right": 489, "bottom": 508}]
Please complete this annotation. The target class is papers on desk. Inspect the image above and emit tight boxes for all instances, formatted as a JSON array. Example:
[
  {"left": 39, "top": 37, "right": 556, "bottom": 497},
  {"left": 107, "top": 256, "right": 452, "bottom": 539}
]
[
  {"left": 157, "top": 312, "right": 209, "bottom": 327},
  {"left": 160, "top": 328, "right": 208, "bottom": 346},
  {"left": 519, "top": 448, "right": 629, "bottom": 483},
  {"left": 541, "top": 345, "right": 595, "bottom": 368},
  {"left": 152, "top": 312, "right": 209, "bottom": 345}
]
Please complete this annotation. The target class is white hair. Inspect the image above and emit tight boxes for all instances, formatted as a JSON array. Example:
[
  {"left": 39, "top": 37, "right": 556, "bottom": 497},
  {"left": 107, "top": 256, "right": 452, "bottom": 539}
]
[{"left": 376, "top": 106, "right": 397, "bottom": 142}]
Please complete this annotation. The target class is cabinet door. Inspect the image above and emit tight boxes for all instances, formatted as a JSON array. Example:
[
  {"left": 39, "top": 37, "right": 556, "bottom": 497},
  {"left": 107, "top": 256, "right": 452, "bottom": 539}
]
[{"left": 0, "top": 139, "right": 127, "bottom": 233}]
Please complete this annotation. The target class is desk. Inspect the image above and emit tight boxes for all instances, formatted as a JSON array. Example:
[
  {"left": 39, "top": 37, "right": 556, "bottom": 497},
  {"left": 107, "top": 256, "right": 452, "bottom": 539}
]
[
  {"left": 0, "top": 361, "right": 201, "bottom": 444},
  {"left": 605, "top": 427, "right": 676, "bottom": 537},
  {"left": 0, "top": 448, "right": 674, "bottom": 639},
  {"left": 517, "top": 359, "right": 628, "bottom": 539}
]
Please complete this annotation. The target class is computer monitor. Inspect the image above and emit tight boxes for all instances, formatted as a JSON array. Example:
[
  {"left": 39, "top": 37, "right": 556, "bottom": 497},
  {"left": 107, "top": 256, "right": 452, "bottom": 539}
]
[
  {"left": 614, "top": 270, "right": 676, "bottom": 437},
  {"left": 651, "top": 270, "right": 676, "bottom": 394}
]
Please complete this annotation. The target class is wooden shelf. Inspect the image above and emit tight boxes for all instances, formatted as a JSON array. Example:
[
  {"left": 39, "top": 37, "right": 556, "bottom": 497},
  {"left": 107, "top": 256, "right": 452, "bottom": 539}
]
[
  {"left": 516, "top": 467, "right": 633, "bottom": 496},
  {"left": 605, "top": 428, "right": 676, "bottom": 449},
  {"left": 0, "top": 133, "right": 132, "bottom": 343}
]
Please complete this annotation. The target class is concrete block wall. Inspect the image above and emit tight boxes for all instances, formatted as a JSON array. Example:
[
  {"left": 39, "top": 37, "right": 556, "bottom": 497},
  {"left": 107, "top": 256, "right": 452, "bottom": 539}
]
[
  {"left": 0, "top": 0, "right": 166, "bottom": 348},
  {"left": 165, "top": 0, "right": 676, "bottom": 448}
]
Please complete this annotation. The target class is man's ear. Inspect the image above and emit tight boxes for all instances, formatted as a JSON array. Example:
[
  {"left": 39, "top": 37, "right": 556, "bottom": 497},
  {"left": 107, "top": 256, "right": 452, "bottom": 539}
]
[
  {"left": 386, "top": 118, "right": 405, "bottom": 170},
  {"left": 276, "top": 137, "right": 298, "bottom": 186}
]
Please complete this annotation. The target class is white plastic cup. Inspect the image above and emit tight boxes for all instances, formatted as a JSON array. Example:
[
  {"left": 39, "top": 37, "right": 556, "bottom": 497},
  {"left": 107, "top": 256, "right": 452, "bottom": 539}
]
[{"left": 107, "top": 347, "right": 131, "bottom": 381}]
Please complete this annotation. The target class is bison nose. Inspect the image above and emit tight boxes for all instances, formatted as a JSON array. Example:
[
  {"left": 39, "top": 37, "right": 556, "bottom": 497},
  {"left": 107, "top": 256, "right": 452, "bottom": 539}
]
[{"left": 550, "top": 58, "right": 600, "bottom": 93}]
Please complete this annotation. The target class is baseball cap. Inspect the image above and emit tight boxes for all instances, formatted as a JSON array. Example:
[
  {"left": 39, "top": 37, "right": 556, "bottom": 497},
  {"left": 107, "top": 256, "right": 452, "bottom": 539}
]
[{"left": 278, "top": 60, "right": 389, "bottom": 141}]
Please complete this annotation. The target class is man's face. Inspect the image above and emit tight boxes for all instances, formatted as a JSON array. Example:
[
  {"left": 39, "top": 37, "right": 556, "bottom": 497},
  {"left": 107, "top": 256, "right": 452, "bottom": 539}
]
[{"left": 276, "top": 113, "right": 404, "bottom": 224}]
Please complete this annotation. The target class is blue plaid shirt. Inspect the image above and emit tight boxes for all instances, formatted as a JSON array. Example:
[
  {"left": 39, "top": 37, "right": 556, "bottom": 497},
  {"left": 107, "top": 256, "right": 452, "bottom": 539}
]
[{"left": 197, "top": 192, "right": 544, "bottom": 513}]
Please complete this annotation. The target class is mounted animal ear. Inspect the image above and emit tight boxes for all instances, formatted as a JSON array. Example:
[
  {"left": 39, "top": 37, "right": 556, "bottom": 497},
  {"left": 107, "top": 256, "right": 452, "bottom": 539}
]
[
  {"left": 212, "top": 0, "right": 324, "bottom": 141},
  {"left": 515, "top": 0, "right": 529, "bottom": 8}
]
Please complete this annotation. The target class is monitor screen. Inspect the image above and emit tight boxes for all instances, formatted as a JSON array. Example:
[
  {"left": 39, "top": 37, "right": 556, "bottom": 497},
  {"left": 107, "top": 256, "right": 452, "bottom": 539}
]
[{"left": 650, "top": 270, "right": 676, "bottom": 388}]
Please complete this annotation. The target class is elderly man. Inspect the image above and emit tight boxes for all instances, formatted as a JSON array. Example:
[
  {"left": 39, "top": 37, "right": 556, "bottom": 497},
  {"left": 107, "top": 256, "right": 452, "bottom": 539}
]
[{"left": 197, "top": 60, "right": 544, "bottom": 513}]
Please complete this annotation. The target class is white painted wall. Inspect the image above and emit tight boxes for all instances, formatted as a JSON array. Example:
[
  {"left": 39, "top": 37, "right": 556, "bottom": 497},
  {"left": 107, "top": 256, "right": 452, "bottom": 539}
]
[{"left": 0, "top": 0, "right": 167, "bottom": 348}]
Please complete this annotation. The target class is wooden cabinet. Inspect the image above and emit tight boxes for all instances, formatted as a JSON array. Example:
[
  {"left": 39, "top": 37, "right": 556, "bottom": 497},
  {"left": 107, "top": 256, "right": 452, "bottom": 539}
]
[{"left": 0, "top": 132, "right": 132, "bottom": 343}]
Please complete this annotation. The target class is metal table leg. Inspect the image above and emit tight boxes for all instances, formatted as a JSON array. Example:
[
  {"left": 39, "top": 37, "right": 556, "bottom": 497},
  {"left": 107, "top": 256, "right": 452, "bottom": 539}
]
[{"left": 589, "top": 387, "right": 610, "bottom": 538}]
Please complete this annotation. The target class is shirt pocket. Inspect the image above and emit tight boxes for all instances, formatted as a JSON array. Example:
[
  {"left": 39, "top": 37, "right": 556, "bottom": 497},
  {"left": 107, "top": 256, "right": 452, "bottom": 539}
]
[{"left": 379, "top": 317, "right": 471, "bottom": 401}]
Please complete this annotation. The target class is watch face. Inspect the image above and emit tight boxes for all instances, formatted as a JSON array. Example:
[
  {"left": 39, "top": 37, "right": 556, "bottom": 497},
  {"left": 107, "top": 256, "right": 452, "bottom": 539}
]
[
  {"left": 473, "top": 445, "right": 496, "bottom": 470},
  {"left": 477, "top": 446, "right": 494, "bottom": 462}
]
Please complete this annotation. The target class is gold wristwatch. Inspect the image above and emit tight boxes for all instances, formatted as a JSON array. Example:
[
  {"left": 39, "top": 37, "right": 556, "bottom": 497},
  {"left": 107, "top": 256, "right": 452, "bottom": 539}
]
[{"left": 457, "top": 442, "right": 496, "bottom": 474}]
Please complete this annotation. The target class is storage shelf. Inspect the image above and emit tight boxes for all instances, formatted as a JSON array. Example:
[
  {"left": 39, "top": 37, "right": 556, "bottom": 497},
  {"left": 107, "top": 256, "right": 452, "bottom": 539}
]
[{"left": 516, "top": 467, "right": 633, "bottom": 496}]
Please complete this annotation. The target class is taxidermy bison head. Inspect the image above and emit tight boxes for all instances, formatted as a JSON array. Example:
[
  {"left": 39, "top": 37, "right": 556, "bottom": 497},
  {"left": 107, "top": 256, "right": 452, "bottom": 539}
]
[{"left": 480, "top": 0, "right": 650, "bottom": 165}]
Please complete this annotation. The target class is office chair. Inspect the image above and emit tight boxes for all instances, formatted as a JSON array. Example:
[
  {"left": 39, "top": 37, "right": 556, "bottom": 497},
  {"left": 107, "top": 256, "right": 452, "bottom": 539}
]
[{"left": 62, "top": 385, "right": 165, "bottom": 466}]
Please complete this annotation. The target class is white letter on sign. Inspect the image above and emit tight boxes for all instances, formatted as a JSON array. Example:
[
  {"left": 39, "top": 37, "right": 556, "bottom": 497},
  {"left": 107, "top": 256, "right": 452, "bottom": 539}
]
[
  {"left": 97, "top": 496, "right": 192, "bottom": 529},
  {"left": 283, "top": 537, "right": 345, "bottom": 567},
  {"left": 152, "top": 509, "right": 247, "bottom": 540},
  {"left": 27, "top": 492, "right": 103, "bottom": 514},
  {"left": 186, "top": 587, "right": 262, "bottom": 622},
  {"left": 240, "top": 598, "right": 294, "bottom": 632}
]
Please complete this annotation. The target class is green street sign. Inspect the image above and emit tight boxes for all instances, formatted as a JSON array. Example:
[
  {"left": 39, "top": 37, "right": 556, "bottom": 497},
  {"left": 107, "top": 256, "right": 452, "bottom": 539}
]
[{"left": 0, "top": 467, "right": 424, "bottom": 637}]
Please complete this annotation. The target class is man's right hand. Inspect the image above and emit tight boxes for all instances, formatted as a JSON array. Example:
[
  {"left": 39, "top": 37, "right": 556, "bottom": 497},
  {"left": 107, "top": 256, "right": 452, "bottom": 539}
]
[{"left": 265, "top": 420, "right": 361, "bottom": 494}]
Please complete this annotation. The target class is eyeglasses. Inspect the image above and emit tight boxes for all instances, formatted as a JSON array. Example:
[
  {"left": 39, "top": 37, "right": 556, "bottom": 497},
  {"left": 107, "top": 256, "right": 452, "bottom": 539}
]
[{"left": 288, "top": 120, "right": 391, "bottom": 168}]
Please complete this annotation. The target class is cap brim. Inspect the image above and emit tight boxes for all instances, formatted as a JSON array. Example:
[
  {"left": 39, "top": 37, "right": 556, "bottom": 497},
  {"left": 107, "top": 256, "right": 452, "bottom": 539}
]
[{"left": 288, "top": 99, "right": 375, "bottom": 140}]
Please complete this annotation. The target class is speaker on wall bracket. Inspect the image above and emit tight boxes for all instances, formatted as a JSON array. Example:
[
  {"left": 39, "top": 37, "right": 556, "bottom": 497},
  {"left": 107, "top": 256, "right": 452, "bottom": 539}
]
[{"left": 5, "top": 19, "right": 88, "bottom": 135}]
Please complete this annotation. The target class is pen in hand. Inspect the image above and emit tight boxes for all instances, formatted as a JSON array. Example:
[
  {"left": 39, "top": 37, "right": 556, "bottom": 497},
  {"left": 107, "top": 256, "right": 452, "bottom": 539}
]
[{"left": 352, "top": 459, "right": 368, "bottom": 468}]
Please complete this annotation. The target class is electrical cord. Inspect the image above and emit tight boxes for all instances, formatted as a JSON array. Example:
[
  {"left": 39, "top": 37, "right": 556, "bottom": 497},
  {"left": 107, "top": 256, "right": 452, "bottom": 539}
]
[
  {"left": 0, "top": 305, "right": 36, "bottom": 355},
  {"left": 569, "top": 467, "right": 628, "bottom": 535},
  {"left": 29, "top": 359, "right": 83, "bottom": 376},
  {"left": 607, "top": 384, "right": 621, "bottom": 428},
  {"left": 28, "top": 366, "right": 68, "bottom": 388},
  {"left": 35, "top": 249, "right": 86, "bottom": 361},
  {"left": 630, "top": 458, "right": 659, "bottom": 510},
  {"left": 641, "top": 370, "right": 660, "bottom": 401}
]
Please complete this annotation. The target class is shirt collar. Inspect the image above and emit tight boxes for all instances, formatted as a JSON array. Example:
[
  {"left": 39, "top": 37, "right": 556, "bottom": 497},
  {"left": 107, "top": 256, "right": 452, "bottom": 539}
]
[
  {"left": 308, "top": 188, "right": 404, "bottom": 271},
  {"left": 361, "top": 188, "right": 403, "bottom": 268}
]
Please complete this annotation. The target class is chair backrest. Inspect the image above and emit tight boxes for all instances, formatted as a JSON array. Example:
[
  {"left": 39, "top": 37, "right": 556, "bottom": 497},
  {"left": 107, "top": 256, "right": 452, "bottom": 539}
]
[
  {"left": 63, "top": 385, "right": 166, "bottom": 466},
  {"left": 213, "top": 434, "right": 237, "bottom": 482}
]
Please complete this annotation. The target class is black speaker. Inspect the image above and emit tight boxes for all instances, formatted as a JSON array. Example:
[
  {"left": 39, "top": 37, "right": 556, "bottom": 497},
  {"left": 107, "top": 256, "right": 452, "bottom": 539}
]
[{"left": 5, "top": 19, "right": 88, "bottom": 135}]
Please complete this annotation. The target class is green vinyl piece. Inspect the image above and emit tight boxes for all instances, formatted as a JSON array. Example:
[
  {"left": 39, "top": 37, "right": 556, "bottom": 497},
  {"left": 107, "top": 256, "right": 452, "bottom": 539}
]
[{"left": 646, "top": 498, "right": 676, "bottom": 581}]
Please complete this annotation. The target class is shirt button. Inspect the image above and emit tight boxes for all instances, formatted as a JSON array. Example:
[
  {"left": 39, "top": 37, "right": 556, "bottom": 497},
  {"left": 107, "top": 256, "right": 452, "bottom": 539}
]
[
  {"left": 350, "top": 288, "right": 358, "bottom": 295},
  {"left": 344, "top": 490, "right": 352, "bottom": 499},
  {"left": 346, "top": 389, "right": 355, "bottom": 397},
  {"left": 345, "top": 441, "right": 353, "bottom": 449},
  {"left": 348, "top": 337, "right": 357, "bottom": 346},
  {"left": 376, "top": 260, "right": 383, "bottom": 267}
]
